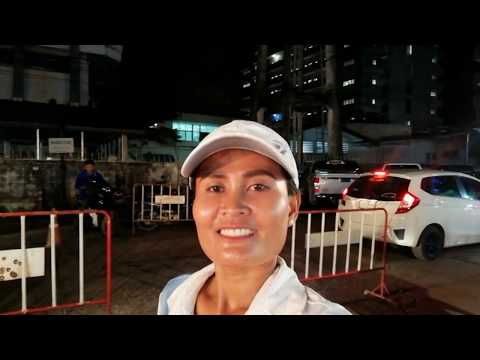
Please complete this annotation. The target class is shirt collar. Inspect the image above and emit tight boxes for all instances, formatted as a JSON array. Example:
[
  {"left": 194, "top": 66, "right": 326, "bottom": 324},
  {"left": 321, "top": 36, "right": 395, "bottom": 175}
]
[{"left": 166, "top": 257, "right": 308, "bottom": 315}]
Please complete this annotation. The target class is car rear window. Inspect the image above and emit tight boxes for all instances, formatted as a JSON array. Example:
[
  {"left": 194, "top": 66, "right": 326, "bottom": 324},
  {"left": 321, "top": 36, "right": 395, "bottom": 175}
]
[
  {"left": 421, "top": 176, "right": 461, "bottom": 198},
  {"left": 384, "top": 164, "right": 420, "bottom": 170},
  {"left": 348, "top": 176, "right": 410, "bottom": 201}
]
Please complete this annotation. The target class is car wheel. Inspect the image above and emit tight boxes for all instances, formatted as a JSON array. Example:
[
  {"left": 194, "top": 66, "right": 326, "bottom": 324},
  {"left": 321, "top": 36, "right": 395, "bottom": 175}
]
[{"left": 412, "top": 226, "right": 444, "bottom": 261}]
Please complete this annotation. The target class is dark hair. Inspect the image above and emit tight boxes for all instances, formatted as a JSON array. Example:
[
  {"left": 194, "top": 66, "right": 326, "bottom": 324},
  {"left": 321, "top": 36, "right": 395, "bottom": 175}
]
[
  {"left": 83, "top": 160, "right": 96, "bottom": 166},
  {"left": 281, "top": 169, "right": 300, "bottom": 196}
]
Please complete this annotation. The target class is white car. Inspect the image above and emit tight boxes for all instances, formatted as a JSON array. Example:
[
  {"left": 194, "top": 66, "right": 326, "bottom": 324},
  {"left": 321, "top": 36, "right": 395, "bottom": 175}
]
[
  {"left": 381, "top": 163, "right": 423, "bottom": 171},
  {"left": 338, "top": 169, "right": 480, "bottom": 260}
]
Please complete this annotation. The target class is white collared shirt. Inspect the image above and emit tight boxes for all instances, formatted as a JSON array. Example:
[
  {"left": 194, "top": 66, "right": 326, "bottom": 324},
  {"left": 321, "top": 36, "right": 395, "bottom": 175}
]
[{"left": 158, "top": 257, "right": 351, "bottom": 315}]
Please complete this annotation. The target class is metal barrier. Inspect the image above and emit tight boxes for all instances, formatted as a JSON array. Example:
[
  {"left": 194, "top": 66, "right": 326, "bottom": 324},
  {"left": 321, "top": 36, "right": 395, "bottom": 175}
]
[
  {"left": 132, "top": 183, "right": 192, "bottom": 234},
  {"left": 290, "top": 208, "right": 391, "bottom": 303},
  {"left": 0, "top": 210, "right": 112, "bottom": 315}
]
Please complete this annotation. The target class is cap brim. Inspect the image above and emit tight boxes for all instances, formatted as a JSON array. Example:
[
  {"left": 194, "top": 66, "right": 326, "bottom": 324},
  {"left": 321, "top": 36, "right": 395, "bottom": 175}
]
[{"left": 181, "top": 133, "right": 297, "bottom": 187}]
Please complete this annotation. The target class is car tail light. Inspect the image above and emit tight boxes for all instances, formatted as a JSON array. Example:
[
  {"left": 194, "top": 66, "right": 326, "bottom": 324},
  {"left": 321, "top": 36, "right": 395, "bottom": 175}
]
[
  {"left": 314, "top": 176, "right": 320, "bottom": 184},
  {"left": 395, "top": 192, "right": 420, "bottom": 214},
  {"left": 373, "top": 171, "right": 387, "bottom": 177}
]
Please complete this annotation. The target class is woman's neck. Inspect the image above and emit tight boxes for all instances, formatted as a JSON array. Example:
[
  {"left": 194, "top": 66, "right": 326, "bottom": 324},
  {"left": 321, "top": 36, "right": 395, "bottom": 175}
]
[{"left": 196, "top": 258, "right": 278, "bottom": 315}]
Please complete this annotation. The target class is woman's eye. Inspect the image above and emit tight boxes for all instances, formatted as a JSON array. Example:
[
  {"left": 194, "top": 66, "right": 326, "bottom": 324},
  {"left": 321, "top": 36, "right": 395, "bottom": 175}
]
[
  {"left": 207, "top": 185, "right": 223, "bottom": 193},
  {"left": 250, "top": 184, "right": 269, "bottom": 191}
]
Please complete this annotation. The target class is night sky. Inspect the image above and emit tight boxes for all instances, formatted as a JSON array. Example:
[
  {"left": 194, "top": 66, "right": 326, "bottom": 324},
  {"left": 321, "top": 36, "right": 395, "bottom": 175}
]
[
  {"left": 107, "top": 44, "right": 476, "bottom": 130},
  {"left": 116, "top": 44, "right": 255, "bottom": 125}
]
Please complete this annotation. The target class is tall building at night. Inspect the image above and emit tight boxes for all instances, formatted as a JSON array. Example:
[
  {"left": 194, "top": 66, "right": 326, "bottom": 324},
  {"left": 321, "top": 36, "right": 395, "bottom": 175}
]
[
  {"left": 241, "top": 44, "right": 444, "bottom": 133},
  {"left": 0, "top": 45, "right": 123, "bottom": 107}
]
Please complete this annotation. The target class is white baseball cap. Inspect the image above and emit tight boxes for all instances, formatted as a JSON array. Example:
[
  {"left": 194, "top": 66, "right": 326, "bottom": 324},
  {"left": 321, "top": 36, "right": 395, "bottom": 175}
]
[{"left": 181, "top": 120, "right": 299, "bottom": 188}]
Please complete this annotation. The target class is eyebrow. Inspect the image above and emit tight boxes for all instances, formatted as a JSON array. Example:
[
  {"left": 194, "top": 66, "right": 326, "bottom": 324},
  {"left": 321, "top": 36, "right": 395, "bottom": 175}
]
[
  {"left": 197, "top": 169, "right": 278, "bottom": 180},
  {"left": 243, "top": 170, "right": 278, "bottom": 179}
]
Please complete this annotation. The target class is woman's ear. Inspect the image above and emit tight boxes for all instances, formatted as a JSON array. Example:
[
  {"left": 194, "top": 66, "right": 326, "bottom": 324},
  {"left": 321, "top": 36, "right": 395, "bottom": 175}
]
[{"left": 288, "top": 192, "right": 301, "bottom": 227}]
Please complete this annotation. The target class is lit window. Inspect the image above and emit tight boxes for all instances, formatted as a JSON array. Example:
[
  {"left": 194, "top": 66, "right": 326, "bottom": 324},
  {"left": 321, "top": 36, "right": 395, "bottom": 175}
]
[
  {"left": 372, "top": 79, "right": 377, "bottom": 85},
  {"left": 242, "top": 82, "right": 251, "bottom": 89},
  {"left": 432, "top": 75, "right": 437, "bottom": 80},
  {"left": 269, "top": 51, "right": 284, "bottom": 65},
  {"left": 372, "top": 59, "right": 377, "bottom": 66},
  {"left": 343, "top": 98, "right": 355, "bottom": 105},
  {"left": 432, "top": 57, "right": 437, "bottom": 64},
  {"left": 344, "top": 59, "right": 355, "bottom": 67},
  {"left": 430, "top": 91, "right": 437, "bottom": 97},
  {"left": 344, "top": 45, "right": 350, "bottom": 48},
  {"left": 407, "top": 45, "right": 413, "bottom": 55},
  {"left": 430, "top": 109, "right": 436, "bottom": 115},
  {"left": 371, "top": 99, "right": 376, "bottom": 105},
  {"left": 343, "top": 79, "right": 355, "bottom": 87},
  {"left": 303, "top": 141, "right": 314, "bottom": 154},
  {"left": 313, "top": 77, "right": 318, "bottom": 81}
]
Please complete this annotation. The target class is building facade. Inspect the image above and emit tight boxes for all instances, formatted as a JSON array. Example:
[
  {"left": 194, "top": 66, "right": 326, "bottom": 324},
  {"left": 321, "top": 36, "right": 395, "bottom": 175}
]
[
  {"left": 241, "top": 44, "right": 444, "bottom": 133},
  {"left": 0, "top": 45, "right": 123, "bottom": 107}
]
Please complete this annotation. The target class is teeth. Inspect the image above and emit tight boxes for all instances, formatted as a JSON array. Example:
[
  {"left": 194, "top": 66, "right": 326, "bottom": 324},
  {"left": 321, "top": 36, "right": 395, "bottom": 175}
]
[{"left": 219, "top": 228, "right": 254, "bottom": 237}]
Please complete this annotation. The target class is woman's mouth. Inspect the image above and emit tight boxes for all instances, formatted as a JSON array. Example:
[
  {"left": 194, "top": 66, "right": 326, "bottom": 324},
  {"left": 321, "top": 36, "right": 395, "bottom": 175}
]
[{"left": 218, "top": 228, "right": 255, "bottom": 238}]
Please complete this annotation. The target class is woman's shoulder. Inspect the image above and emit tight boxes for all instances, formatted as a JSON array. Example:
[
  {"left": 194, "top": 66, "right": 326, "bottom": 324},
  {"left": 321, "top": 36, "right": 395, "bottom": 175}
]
[
  {"left": 157, "top": 274, "right": 191, "bottom": 315},
  {"left": 303, "top": 286, "right": 352, "bottom": 315}
]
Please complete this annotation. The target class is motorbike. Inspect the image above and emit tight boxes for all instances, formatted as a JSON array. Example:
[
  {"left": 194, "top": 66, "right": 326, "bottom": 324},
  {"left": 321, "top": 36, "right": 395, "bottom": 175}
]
[{"left": 82, "top": 178, "right": 127, "bottom": 235}]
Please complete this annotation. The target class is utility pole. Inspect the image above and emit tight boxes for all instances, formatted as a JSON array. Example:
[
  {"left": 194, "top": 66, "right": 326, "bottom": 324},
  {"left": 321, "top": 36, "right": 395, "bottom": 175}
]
[
  {"left": 325, "top": 45, "right": 343, "bottom": 160},
  {"left": 251, "top": 45, "right": 268, "bottom": 123}
]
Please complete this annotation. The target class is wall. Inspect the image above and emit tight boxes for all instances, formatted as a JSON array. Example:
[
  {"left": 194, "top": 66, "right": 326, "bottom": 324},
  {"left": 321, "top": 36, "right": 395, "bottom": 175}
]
[
  {"left": 345, "top": 123, "right": 411, "bottom": 141},
  {"left": 0, "top": 160, "right": 173, "bottom": 212},
  {"left": 0, "top": 65, "right": 13, "bottom": 100},
  {"left": 24, "top": 69, "right": 70, "bottom": 105}
]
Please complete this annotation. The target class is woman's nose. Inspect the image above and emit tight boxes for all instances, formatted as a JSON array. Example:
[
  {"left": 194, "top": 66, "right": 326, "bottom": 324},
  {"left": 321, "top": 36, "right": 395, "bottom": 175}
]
[{"left": 220, "top": 192, "right": 251, "bottom": 217}]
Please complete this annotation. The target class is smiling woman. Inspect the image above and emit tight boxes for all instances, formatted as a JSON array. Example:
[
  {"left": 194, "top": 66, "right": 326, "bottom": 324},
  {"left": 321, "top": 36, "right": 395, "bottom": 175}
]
[{"left": 157, "top": 120, "right": 351, "bottom": 315}]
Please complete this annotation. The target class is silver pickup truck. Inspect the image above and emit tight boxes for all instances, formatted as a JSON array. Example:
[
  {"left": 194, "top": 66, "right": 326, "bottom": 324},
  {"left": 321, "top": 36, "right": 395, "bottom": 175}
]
[{"left": 303, "top": 160, "right": 362, "bottom": 207}]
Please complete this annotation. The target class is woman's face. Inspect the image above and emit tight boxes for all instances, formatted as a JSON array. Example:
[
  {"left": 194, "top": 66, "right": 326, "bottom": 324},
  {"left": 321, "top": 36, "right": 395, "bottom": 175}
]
[{"left": 193, "top": 149, "right": 300, "bottom": 268}]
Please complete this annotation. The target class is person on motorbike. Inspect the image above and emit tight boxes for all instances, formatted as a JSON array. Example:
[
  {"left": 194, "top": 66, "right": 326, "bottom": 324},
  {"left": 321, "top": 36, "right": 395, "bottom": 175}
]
[
  {"left": 75, "top": 160, "right": 109, "bottom": 207},
  {"left": 75, "top": 160, "right": 110, "bottom": 229}
]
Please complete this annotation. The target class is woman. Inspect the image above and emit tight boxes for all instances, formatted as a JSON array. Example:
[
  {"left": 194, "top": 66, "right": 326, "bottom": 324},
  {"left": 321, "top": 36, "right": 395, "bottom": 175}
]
[{"left": 158, "top": 120, "right": 350, "bottom": 315}]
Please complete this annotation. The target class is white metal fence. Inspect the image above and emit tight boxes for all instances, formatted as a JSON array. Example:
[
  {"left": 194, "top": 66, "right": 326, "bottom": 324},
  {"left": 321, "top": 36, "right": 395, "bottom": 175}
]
[
  {"left": 289, "top": 208, "right": 392, "bottom": 302},
  {"left": 131, "top": 183, "right": 192, "bottom": 234}
]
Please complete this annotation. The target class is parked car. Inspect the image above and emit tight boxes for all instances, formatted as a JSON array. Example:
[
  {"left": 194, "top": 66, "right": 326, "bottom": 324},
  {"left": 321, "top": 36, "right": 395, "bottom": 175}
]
[
  {"left": 338, "top": 170, "right": 480, "bottom": 260},
  {"left": 430, "top": 164, "right": 477, "bottom": 178},
  {"left": 303, "top": 160, "right": 362, "bottom": 207},
  {"left": 380, "top": 163, "right": 423, "bottom": 171}
]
